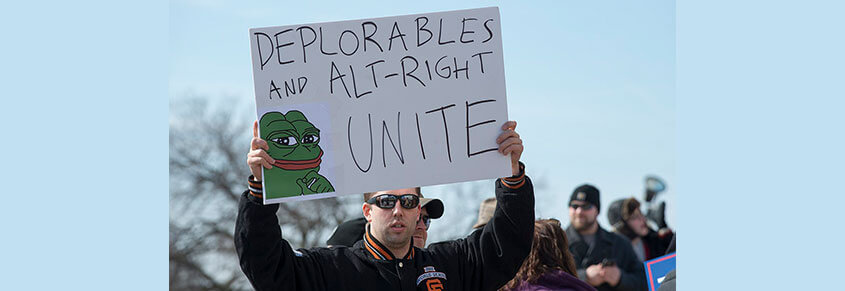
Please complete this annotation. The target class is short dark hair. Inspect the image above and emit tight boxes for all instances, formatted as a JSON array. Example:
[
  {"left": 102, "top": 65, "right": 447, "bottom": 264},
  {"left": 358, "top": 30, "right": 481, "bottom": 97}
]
[{"left": 363, "top": 187, "right": 422, "bottom": 201}]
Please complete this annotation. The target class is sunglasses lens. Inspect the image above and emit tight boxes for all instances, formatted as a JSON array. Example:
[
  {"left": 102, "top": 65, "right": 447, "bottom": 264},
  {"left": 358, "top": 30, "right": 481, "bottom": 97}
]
[
  {"left": 570, "top": 204, "right": 593, "bottom": 210},
  {"left": 418, "top": 215, "right": 431, "bottom": 230},
  {"left": 399, "top": 195, "right": 419, "bottom": 209},
  {"left": 370, "top": 194, "right": 419, "bottom": 209},
  {"left": 377, "top": 196, "right": 396, "bottom": 209}
]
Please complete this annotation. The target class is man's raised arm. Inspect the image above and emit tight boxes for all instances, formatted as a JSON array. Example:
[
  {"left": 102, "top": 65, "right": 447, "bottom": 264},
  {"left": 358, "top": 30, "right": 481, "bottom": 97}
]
[
  {"left": 234, "top": 121, "right": 322, "bottom": 291},
  {"left": 428, "top": 121, "right": 536, "bottom": 291}
]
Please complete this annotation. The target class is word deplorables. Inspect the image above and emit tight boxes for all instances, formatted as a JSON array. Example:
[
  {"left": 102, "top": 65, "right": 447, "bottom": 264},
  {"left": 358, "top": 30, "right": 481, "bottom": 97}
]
[{"left": 253, "top": 16, "right": 496, "bottom": 70}]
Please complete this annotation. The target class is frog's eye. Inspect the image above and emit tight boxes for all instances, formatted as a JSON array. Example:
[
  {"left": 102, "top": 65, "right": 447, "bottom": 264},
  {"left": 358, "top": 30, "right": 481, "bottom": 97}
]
[
  {"left": 301, "top": 134, "right": 319, "bottom": 144},
  {"left": 270, "top": 136, "right": 298, "bottom": 146}
]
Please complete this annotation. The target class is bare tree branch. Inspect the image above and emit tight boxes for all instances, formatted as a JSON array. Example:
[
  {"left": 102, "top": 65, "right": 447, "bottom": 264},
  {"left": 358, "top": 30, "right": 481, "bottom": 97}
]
[{"left": 170, "top": 98, "right": 352, "bottom": 290}]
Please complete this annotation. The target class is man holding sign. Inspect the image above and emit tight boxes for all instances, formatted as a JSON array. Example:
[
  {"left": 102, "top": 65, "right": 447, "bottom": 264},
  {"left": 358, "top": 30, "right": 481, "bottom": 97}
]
[{"left": 236, "top": 120, "right": 534, "bottom": 291}]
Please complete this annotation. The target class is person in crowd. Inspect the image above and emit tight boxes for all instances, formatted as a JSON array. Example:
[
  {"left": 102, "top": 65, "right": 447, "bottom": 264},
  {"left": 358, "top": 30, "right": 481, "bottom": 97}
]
[
  {"left": 565, "top": 184, "right": 646, "bottom": 291},
  {"left": 326, "top": 193, "right": 444, "bottom": 248},
  {"left": 501, "top": 219, "right": 597, "bottom": 291},
  {"left": 237, "top": 120, "right": 534, "bottom": 290},
  {"left": 607, "top": 197, "right": 673, "bottom": 261},
  {"left": 472, "top": 197, "right": 497, "bottom": 230},
  {"left": 411, "top": 195, "right": 444, "bottom": 247}
]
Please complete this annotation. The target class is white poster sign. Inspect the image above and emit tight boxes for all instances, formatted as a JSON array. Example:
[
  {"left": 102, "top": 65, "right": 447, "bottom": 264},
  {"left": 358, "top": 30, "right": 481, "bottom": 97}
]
[{"left": 250, "top": 7, "right": 511, "bottom": 204}]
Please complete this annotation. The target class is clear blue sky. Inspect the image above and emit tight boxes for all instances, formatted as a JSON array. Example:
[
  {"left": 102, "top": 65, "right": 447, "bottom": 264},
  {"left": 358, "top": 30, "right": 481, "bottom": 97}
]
[{"left": 170, "top": 0, "right": 676, "bottom": 229}]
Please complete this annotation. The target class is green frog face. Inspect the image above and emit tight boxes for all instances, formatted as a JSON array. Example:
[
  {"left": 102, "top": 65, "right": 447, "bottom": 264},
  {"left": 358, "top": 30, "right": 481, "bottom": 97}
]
[
  {"left": 260, "top": 110, "right": 323, "bottom": 167},
  {"left": 259, "top": 110, "right": 334, "bottom": 198}
]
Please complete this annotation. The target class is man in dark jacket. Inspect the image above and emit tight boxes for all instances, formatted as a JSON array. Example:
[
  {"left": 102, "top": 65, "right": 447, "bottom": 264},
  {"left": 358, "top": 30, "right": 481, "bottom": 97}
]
[
  {"left": 236, "top": 120, "right": 534, "bottom": 291},
  {"left": 565, "top": 184, "right": 646, "bottom": 291},
  {"left": 607, "top": 198, "right": 673, "bottom": 262}
]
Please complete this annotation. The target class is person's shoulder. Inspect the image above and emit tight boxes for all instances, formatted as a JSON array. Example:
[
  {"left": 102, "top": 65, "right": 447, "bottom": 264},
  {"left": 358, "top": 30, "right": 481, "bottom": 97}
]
[{"left": 564, "top": 224, "right": 576, "bottom": 236}]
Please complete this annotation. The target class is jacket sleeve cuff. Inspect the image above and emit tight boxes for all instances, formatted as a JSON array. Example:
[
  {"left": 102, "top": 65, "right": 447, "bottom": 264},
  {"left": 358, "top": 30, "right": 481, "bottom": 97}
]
[
  {"left": 500, "top": 162, "right": 526, "bottom": 189},
  {"left": 247, "top": 175, "right": 263, "bottom": 202}
]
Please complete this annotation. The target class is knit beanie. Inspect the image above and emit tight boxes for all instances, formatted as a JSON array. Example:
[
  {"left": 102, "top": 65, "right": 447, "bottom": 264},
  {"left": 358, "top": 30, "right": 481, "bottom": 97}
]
[{"left": 570, "top": 184, "right": 601, "bottom": 213}]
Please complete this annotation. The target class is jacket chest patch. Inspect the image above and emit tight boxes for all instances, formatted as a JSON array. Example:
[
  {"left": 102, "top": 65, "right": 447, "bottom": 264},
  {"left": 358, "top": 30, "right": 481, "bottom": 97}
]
[{"left": 416, "top": 266, "right": 446, "bottom": 291}]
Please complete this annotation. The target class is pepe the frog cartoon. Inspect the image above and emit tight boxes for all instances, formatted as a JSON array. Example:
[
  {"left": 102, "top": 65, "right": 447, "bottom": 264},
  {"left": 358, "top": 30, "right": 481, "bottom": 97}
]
[{"left": 260, "top": 110, "right": 334, "bottom": 197}]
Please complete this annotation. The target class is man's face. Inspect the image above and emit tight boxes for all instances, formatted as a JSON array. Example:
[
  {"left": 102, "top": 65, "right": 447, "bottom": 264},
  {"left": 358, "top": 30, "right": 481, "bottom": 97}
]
[
  {"left": 413, "top": 207, "right": 429, "bottom": 248},
  {"left": 363, "top": 188, "right": 420, "bottom": 249},
  {"left": 627, "top": 208, "right": 649, "bottom": 237},
  {"left": 568, "top": 201, "right": 598, "bottom": 232}
]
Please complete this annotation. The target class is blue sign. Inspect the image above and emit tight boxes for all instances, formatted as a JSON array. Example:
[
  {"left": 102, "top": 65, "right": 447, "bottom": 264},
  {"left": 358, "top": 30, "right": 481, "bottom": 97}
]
[{"left": 644, "top": 252, "right": 676, "bottom": 291}]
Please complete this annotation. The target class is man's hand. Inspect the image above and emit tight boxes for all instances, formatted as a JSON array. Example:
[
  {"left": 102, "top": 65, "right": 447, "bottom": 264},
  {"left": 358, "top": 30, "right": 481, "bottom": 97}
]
[
  {"left": 247, "top": 121, "right": 276, "bottom": 181},
  {"left": 585, "top": 264, "right": 605, "bottom": 286},
  {"left": 496, "top": 121, "right": 523, "bottom": 176},
  {"left": 602, "top": 265, "right": 622, "bottom": 287}
]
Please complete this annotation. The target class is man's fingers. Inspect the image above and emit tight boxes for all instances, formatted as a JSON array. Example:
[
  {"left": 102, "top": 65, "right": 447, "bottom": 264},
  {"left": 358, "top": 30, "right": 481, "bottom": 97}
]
[
  {"left": 247, "top": 148, "right": 272, "bottom": 161},
  {"left": 251, "top": 137, "right": 269, "bottom": 150},
  {"left": 255, "top": 150, "right": 276, "bottom": 164},
  {"left": 501, "top": 120, "right": 516, "bottom": 131},
  {"left": 248, "top": 149, "right": 275, "bottom": 169},
  {"left": 251, "top": 137, "right": 269, "bottom": 151},
  {"left": 502, "top": 144, "right": 524, "bottom": 157},
  {"left": 248, "top": 156, "right": 274, "bottom": 170},
  {"left": 498, "top": 136, "right": 522, "bottom": 153},
  {"left": 253, "top": 121, "right": 259, "bottom": 138},
  {"left": 496, "top": 130, "right": 520, "bottom": 144}
]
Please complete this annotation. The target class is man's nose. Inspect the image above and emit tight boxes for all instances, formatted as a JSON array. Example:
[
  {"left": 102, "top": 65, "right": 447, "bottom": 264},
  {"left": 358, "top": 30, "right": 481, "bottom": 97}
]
[{"left": 392, "top": 204, "right": 403, "bottom": 216}]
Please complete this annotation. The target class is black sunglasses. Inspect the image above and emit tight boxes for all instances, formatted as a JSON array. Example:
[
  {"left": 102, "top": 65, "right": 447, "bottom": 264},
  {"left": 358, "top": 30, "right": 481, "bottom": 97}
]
[
  {"left": 569, "top": 203, "right": 595, "bottom": 210},
  {"left": 367, "top": 194, "right": 420, "bottom": 210},
  {"left": 418, "top": 214, "right": 431, "bottom": 230}
]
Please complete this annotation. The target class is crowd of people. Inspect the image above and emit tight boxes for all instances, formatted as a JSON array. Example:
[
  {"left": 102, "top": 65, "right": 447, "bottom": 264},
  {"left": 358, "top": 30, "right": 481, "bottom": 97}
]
[{"left": 236, "top": 120, "right": 676, "bottom": 291}]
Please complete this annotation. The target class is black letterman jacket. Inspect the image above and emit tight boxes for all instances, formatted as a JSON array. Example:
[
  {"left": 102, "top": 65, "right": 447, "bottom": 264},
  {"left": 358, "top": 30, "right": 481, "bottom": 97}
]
[{"left": 235, "top": 163, "right": 535, "bottom": 291}]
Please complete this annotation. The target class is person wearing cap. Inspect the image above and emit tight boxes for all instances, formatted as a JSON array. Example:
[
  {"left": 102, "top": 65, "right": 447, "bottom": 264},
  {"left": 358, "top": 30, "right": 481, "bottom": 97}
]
[
  {"left": 565, "top": 184, "right": 646, "bottom": 291},
  {"left": 413, "top": 194, "right": 444, "bottom": 247},
  {"left": 326, "top": 190, "right": 444, "bottom": 248},
  {"left": 237, "top": 120, "right": 534, "bottom": 291},
  {"left": 607, "top": 197, "right": 673, "bottom": 262}
]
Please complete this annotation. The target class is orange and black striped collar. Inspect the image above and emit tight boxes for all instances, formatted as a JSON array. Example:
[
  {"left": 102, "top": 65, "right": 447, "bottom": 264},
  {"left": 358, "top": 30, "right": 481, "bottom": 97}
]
[{"left": 363, "top": 223, "right": 415, "bottom": 261}]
